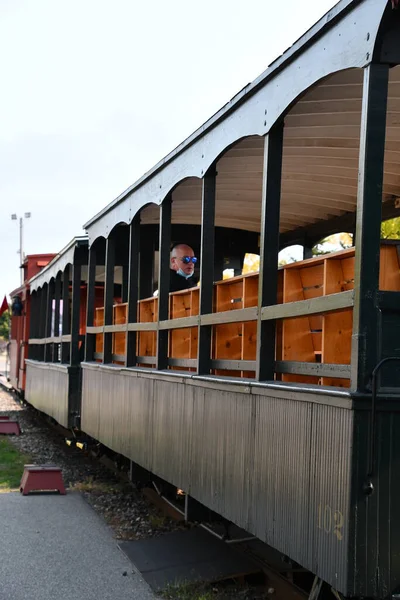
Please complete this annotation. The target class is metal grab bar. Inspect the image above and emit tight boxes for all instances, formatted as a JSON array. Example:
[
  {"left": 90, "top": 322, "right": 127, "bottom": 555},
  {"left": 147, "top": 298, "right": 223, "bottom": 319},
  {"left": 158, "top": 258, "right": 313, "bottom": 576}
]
[{"left": 365, "top": 357, "right": 400, "bottom": 491}]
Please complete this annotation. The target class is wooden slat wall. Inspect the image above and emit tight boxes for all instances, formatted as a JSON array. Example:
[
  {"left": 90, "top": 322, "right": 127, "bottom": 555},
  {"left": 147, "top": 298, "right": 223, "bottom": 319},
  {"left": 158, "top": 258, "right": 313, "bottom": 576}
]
[
  {"left": 137, "top": 297, "right": 158, "bottom": 367},
  {"left": 170, "top": 288, "right": 199, "bottom": 372}
]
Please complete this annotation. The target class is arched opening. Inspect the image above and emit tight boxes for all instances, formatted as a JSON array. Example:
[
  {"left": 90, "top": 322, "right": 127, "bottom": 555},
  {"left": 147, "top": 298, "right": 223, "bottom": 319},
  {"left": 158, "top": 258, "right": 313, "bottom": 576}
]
[
  {"left": 98, "top": 223, "right": 130, "bottom": 365},
  {"left": 138, "top": 203, "right": 160, "bottom": 298},
  {"left": 130, "top": 203, "right": 160, "bottom": 368},
  {"left": 274, "top": 68, "right": 365, "bottom": 388},
  {"left": 208, "top": 137, "right": 263, "bottom": 377},
  {"left": 88, "top": 237, "right": 106, "bottom": 363},
  {"left": 278, "top": 245, "right": 303, "bottom": 266},
  {"left": 166, "top": 177, "right": 202, "bottom": 372},
  {"left": 274, "top": 63, "right": 400, "bottom": 388}
]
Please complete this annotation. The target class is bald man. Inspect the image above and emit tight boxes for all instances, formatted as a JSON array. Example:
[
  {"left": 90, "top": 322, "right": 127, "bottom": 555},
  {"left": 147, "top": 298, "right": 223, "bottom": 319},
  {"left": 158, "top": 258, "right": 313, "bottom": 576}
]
[{"left": 170, "top": 243, "right": 198, "bottom": 293}]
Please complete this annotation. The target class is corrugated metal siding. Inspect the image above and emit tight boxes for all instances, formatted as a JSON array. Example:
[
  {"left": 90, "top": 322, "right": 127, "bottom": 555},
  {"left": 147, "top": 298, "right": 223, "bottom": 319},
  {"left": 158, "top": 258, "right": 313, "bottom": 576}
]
[
  {"left": 81, "top": 367, "right": 155, "bottom": 471},
  {"left": 97, "top": 368, "right": 115, "bottom": 450},
  {"left": 25, "top": 361, "right": 69, "bottom": 428},
  {"left": 250, "top": 396, "right": 312, "bottom": 563},
  {"left": 151, "top": 379, "right": 193, "bottom": 490},
  {"left": 80, "top": 365, "right": 354, "bottom": 594},
  {"left": 126, "top": 375, "right": 154, "bottom": 472},
  {"left": 81, "top": 364, "right": 101, "bottom": 440},
  {"left": 114, "top": 372, "right": 133, "bottom": 460},
  {"left": 189, "top": 387, "right": 254, "bottom": 528},
  {"left": 308, "top": 403, "right": 352, "bottom": 593}
]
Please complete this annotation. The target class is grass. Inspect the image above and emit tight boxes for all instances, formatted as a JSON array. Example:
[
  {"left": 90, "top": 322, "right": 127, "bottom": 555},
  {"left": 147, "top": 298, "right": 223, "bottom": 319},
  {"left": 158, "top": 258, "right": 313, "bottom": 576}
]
[
  {"left": 161, "top": 581, "right": 215, "bottom": 600},
  {"left": 0, "top": 437, "right": 31, "bottom": 492},
  {"left": 149, "top": 514, "right": 167, "bottom": 528},
  {"left": 71, "top": 476, "right": 126, "bottom": 494}
]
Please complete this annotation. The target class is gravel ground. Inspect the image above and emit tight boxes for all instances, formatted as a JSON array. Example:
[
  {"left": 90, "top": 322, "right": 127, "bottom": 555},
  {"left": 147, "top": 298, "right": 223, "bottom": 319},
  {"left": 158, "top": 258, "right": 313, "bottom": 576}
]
[{"left": 0, "top": 385, "right": 270, "bottom": 599}]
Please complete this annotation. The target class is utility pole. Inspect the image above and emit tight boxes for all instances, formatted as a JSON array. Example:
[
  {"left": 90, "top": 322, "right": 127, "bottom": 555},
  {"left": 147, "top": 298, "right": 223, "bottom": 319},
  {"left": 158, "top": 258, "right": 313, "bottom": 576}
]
[{"left": 11, "top": 212, "right": 31, "bottom": 285}]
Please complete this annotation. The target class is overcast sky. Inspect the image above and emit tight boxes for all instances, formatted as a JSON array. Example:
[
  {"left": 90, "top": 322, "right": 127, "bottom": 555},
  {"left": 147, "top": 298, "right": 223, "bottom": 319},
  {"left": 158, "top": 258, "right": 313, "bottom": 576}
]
[{"left": 1, "top": 0, "right": 336, "bottom": 296}]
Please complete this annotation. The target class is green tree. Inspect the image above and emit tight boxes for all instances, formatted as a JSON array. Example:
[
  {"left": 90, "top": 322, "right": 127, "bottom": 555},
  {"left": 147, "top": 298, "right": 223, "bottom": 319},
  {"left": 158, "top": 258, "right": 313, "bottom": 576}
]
[
  {"left": 313, "top": 232, "right": 353, "bottom": 256},
  {"left": 381, "top": 217, "right": 400, "bottom": 239},
  {"left": 0, "top": 312, "right": 10, "bottom": 340}
]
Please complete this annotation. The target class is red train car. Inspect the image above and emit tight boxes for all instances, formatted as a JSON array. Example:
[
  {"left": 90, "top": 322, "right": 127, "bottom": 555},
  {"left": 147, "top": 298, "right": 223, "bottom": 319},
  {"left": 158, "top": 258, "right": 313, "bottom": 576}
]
[{"left": 9, "top": 253, "right": 55, "bottom": 395}]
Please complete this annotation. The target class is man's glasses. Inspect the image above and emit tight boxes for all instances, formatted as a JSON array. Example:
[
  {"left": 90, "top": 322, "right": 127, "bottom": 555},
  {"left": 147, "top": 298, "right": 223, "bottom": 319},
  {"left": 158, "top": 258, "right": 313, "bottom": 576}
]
[{"left": 180, "top": 256, "right": 198, "bottom": 264}]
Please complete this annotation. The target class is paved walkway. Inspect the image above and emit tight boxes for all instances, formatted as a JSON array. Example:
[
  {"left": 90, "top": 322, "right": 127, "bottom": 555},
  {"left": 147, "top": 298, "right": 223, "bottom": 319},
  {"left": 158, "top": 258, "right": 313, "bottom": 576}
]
[{"left": 0, "top": 491, "right": 156, "bottom": 600}]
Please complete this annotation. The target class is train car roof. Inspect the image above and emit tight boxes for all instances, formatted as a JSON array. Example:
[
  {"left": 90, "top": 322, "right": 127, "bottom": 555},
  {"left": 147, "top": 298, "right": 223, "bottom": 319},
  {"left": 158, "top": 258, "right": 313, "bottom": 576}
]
[
  {"left": 29, "top": 236, "right": 88, "bottom": 292},
  {"left": 83, "top": 0, "right": 399, "bottom": 246}
]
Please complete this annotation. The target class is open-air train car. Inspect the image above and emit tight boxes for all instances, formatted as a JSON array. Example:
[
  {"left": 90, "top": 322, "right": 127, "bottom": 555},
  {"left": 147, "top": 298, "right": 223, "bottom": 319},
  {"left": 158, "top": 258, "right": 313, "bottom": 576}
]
[
  {"left": 25, "top": 236, "right": 130, "bottom": 427},
  {"left": 9, "top": 253, "right": 56, "bottom": 395},
  {"left": 23, "top": 1, "right": 400, "bottom": 598},
  {"left": 25, "top": 237, "right": 89, "bottom": 428}
]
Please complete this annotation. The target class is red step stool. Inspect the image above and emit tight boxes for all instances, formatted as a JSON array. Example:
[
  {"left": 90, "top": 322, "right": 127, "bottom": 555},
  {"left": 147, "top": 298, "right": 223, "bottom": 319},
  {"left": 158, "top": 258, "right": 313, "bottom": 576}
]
[
  {"left": 20, "top": 465, "right": 66, "bottom": 495},
  {"left": 0, "top": 416, "right": 10, "bottom": 420},
  {"left": 0, "top": 420, "right": 20, "bottom": 435}
]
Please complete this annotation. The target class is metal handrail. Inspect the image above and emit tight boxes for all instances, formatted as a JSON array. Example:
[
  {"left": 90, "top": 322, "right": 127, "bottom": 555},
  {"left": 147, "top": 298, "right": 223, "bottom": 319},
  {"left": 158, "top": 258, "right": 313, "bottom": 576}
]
[{"left": 365, "top": 357, "right": 400, "bottom": 489}]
